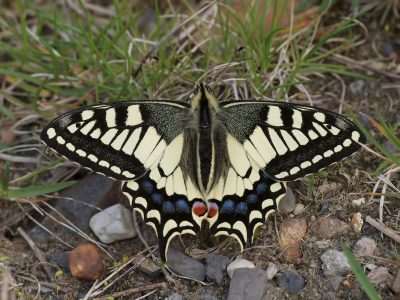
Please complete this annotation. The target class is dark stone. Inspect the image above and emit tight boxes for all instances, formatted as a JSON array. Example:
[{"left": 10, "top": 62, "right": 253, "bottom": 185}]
[
  {"left": 278, "top": 187, "right": 296, "bottom": 213},
  {"left": 320, "top": 201, "right": 331, "bottom": 214},
  {"left": 170, "top": 293, "right": 183, "bottom": 300},
  {"left": 382, "top": 43, "right": 394, "bottom": 56},
  {"left": 50, "top": 251, "right": 70, "bottom": 270},
  {"left": 384, "top": 143, "right": 398, "bottom": 155},
  {"left": 358, "top": 109, "right": 373, "bottom": 130},
  {"left": 227, "top": 267, "right": 268, "bottom": 300},
  {"left": 205, "top": 253, "right": 230, "bottom": 284},
  {"left": 327, "top": 276, "right": 344, "bottom": 291},
  {"left": 165, "top": 249, "right": 206, "bottom": 281},
  {"left": 202, "top": 296, "right": 219, "bottom": 300},
  {"left": 277, "top": 271, "right": 306, "bottom": 295},
  {"left": 29, "top": 174, "right": 121, "bottom": 246}
]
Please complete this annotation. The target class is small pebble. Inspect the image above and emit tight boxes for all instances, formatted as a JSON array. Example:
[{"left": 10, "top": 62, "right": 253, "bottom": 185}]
[
  {"left": 266, "top": 262, "right": 278, "bottom": 280},
  {"left": 278, "top": 187, "right": 296, "bottom": 213},
  {"left": 319, "top": 201, "right": 331, "bottom": 214},
  {"left": 50, "top": 252, "right": 70, "bottom": 270},
  {"left": 293, "top": 203, "right": 305, "bottom": 215},
  {"left": 279, "top": 218, "right": 307, "bottom": 262},
  {"left": 382, "top": 43, "right": 394, "bottom": 56},
  {"left": 384, "top": 142, "right": 398, "bottom": 155},
  {"left": 315, "top": 240, "right": 330, "bottom": 249},
  {"left": 392, "top": 269, "right": 400, "bottom": 294},
  {"left": 327, "top": 276, "right": 344, "bottom": 291},
  {"left": 205, "top": 254, "right": 230, "bottom": 284},
  {"left": 352, "top": 197, "right": 365, "bottom": 206},
  {"left": 227, "top": 268, "right": 268, "bottom": 300},
  {"left": 366, "top": 263, "right": 377, "bottom": 270},
  {"left": 321, "top": 250, "right": 351, "bottom": 277},
  {"left": 227, "top": 258, "right": 255, "bottom": 279},
  {"left": 277, "top": 271, "right": 306, "bottom": 295},
  {"left": 342, "top": 280, "right": 351, "bottom": 289},
  {"left": 134, "top": 257, "right": 160, "bottom": 275},
  {"left": 352, "top": 213, "right": 363, "bottom": 232},
  {"left": 367, "top": 267, "right": 390, "bottom": 284},
  {"left": 165, "top": 249, "right": 205, "bottom": 281},
  {"left": 169, "top": 293, "right": 183, "bottom": 300},
  {"left": 68, "top": 244, "right": 104, "bottom": 280},
  {"left": 349, "top": 79, "right": 365, "bottom": 95},
  {"left": 353, "top": 237, "right": 377, "bottom": 256},
  {"left": 89, "top": 204, "right": 137, "bottom": 244},
  {"left": 313, "top": 217, "right": 350, "bottom": 239}
]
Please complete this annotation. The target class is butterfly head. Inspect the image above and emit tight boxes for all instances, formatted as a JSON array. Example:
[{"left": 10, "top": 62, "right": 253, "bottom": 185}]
[{"left": 190, "top": 82, "right": 219, "bottom": 112}]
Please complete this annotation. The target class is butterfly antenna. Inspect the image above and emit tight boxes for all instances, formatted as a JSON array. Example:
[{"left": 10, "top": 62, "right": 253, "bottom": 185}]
[
  {"left": 153, "top": 56, "right": 199, "bottom": 88},
  {"left": 205, "top": 46, "right": 244, "bottom": 88}
]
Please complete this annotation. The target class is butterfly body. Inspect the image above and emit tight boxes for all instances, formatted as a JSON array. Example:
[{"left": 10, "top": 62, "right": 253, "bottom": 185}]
[{"left": 41, "top": 83, "right": 365, "bottom": 262}]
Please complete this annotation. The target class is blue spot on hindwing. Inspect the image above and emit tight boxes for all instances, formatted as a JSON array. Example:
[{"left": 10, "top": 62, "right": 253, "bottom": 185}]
[
  {"left": 142, "top": 180, "right": 153, "bottom": 193},
  {"left": 256, "top": 182, "right": 267, "bottom": 194},
  {"left": 176, "top": 199, "right": 190, "bottom": 212},
  {"left": 163, "top": 201, "right": 175, "bottom": 213},
  {"left": 247, "top": 194, "right": 258, "bottom": 203},
  {"left": 220, "top": 199, "right": 235, "bottom": 213},
  {"left": 152, "top": 193, "right": 163, "bottom": 204},
  {"left": 235, "top": 202, "right": 247, "bottom": 214}
]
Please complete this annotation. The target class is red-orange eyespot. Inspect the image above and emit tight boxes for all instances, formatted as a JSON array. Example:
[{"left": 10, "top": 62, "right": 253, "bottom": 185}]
[
  {"left": 192, "top": 201, "right": 207, "bottom": 216},
  {"left": 207, "top": 202, "right": 219, "bottom": 218}
]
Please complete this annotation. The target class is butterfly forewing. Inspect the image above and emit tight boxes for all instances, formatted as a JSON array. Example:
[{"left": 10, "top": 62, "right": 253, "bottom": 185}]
[
  {"left": 221, "top": 101, "right": 366, "bottom": 181},
  {"left": 41, "top": 101, "right": 190, "bottom": 181}
]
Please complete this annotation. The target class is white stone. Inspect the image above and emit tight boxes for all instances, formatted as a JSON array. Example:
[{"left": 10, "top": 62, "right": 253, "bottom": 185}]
[
  {"left": 352, "top": 197, "right": 365, "bottom": 206},
  {"left": 266, "top": 262, "right": 278, "bottom": 280},
  {"left": 89, "top": 204, "right": 137, "bottom": 243},
  {"left": 293, "top": 203, "right": 305, "bottom": 215},
  {"left": 227, "top": 258, "right": 255, "bottom": 279}
]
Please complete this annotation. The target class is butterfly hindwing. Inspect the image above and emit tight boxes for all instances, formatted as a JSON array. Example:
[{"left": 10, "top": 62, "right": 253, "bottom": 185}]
[
  {"left": 221, "top": 100, "right": 366, "bottom": 181},
  {"left": 41, "top": 101, "right": 190, "bottom": 181},
  {"left": 207, "top": 133, "right": 286, "bottom": 250},
  {"left": 122, "top": 132, "right": 208, "bottom": 262}
]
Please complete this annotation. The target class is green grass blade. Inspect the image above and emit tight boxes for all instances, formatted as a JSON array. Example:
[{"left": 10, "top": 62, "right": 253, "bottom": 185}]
[
  {"left": 341, "top": 244, "right": 381, "bottom": 300},
  {"left": 0, "top": 104, "right": 15, "bottom": 120},
  {"left": 391, "top": 252, "right": 400, "bottom": 261},
  {"left": 17, "top": 157, "right": 65, "bottom": 183},
  {"left": 2, "top": 162, "right": 10, "bottom": 195},
  {"left": 307, "top": 175, "right": 314, "bottom": 199},
  {"left": 346, "top": 107, "right": 400, "bottom": 167},
  {"left": 8, "top": 181, "right": 76, "bottom": 199}
]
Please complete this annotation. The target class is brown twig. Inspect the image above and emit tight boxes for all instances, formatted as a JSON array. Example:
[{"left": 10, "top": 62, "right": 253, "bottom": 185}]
[
  {"left": 0, "top": 207, "right": 34, "bottom": 230},
  {"left": 17, "top": 227, "right": 54, "bottom": 281},
  {"left": 85, "top": 248, "right": 160, "bottom": 298},
  {"left": 1, "top": 269, "right": 10, "bottom": 300},
  {"left": 359, "top": 254, "right": 400, "bottom": 268},
  {"left": 91, "top": 282, "right": 166, "bottom": 300},
  {"left": 320, "top": 49, "right": 400, "bottom": 80},
  {"left": 365, "top": 216, "right": 400, "bottom": 244},
  {"left": 16, "top": 275, "right": 69, "bottom": 293}
]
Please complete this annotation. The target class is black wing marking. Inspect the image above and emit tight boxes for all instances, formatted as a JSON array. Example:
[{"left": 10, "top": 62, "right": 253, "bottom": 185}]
[
  {"left": 41, "top": 101, "right": 190, "bottom": 181},
  {"left": 122, "top": 132, "right": 207, "bottom": 262},
  {"left": 206, "top": 133, "right": 286, "bottom": 251},
  {"left": 220, "top": 100, "right": 366, "bottom": 181}
]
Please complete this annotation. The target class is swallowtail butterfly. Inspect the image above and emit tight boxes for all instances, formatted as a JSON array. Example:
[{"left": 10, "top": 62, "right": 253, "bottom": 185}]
[{"left": 41, "top": 51, "right": 365, "bottom": 262}]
